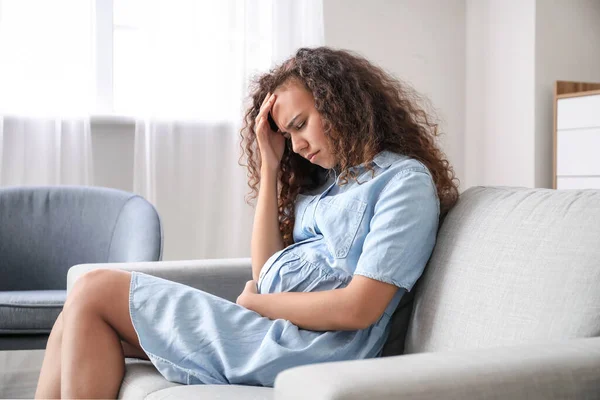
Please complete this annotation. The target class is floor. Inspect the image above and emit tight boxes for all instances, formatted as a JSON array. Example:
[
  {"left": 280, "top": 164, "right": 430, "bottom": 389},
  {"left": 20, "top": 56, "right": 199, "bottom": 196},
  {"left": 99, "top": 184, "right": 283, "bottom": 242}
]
[{"left": 0, "top": 350, "right": 45, "bottom": 399}]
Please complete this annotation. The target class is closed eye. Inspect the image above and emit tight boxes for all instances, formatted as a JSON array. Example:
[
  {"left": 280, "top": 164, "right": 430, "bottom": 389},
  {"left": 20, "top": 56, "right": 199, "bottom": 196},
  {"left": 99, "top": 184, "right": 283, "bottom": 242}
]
[{"left": 281, "top": 121, "right": 305, "bottom": 139}]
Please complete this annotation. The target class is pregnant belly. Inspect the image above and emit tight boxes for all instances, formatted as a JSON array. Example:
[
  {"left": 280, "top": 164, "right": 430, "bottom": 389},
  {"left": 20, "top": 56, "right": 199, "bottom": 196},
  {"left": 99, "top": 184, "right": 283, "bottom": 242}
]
[{"left": 258, "top": 251, "right": 348, "bottom": 294}]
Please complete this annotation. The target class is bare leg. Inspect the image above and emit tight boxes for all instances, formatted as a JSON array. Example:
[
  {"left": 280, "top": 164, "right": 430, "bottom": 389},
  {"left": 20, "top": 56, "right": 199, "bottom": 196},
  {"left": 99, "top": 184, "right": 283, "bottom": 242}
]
[
  {"left": 59, "top": 269, "right": 147, "bottom": 399},
  {"left": 34, "top": 312, "right": 64, "bottom": 399},
  {"left": 36, "top": 333, "right": 147, "bottom": 400},
  {"left": 122, "top": 340, "right": 149, "bottom": 361},
  {"left": 35, "top": 308, "right": 148, "bottom": 398}
]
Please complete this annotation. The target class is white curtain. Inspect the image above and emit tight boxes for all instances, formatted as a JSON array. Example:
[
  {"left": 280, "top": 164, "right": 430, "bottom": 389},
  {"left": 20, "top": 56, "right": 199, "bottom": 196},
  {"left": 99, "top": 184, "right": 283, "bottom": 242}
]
[
  {"left": 0, "top": 117, "right": 93, "bottom": 186},
  {"left": 131, "top": 0, "right": 324, "bottom": 260},
  {"left": 0, "top": 0, "right": 324, "bottom": 260}
]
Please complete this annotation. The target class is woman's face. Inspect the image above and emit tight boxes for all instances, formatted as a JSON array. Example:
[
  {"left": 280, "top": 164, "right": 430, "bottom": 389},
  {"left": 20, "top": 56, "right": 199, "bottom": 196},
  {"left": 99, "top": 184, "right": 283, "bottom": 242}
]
[{"left": 271, "top": 80, "right": 336, "bottom": 169}]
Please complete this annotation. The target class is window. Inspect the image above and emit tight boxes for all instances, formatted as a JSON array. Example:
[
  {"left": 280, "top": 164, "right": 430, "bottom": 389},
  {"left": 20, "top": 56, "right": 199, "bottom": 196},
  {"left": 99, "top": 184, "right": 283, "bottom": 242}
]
[
  {"left": 0, "top": 0, "right": 274, "bottom": 120},
  {"left": 0, "top": 0, "right": 95, "bottom": 116}
]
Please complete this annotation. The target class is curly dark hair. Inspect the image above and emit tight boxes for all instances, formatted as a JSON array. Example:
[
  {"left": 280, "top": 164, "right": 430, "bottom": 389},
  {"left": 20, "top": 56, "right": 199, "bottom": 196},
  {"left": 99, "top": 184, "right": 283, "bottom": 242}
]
[{"left": 239, "top": 47, "right": 460, "bottom": 247}]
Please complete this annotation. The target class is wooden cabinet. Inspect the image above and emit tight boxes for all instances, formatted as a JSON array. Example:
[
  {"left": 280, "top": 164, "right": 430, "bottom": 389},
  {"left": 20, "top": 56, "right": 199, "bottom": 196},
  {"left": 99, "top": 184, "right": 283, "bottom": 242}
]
[{"left": 553, "top": 81, "right": 600, "bottom": 189}]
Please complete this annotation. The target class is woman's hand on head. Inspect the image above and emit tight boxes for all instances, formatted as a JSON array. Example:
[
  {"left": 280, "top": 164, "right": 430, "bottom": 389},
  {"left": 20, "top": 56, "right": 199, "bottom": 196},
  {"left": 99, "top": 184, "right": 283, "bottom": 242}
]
[
  {"left": 236, "top": 280, "right": 259, "bottom": 310},
  {"left": 255, "top": 92, "right": 286, "bottom": 174}
]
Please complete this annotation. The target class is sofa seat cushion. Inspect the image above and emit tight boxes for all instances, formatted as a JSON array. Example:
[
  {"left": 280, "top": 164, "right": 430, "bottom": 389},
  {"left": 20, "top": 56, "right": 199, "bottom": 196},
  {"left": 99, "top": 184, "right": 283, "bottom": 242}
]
[
  {"left": 120, "top": 359, "right": 273, "bottom": 400},
  {"left": 146, "top": 385, "right": 274, "bottom": 400},
  {"left": 0, "top": 290, "right": 65, "bottom": 333}
]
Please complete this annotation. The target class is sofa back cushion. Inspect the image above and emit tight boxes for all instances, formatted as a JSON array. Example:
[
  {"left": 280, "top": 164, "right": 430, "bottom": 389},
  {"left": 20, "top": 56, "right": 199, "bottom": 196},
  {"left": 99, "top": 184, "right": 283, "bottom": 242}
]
[{"left": 406, "top": 187, "right": 600, "bottom": 354}]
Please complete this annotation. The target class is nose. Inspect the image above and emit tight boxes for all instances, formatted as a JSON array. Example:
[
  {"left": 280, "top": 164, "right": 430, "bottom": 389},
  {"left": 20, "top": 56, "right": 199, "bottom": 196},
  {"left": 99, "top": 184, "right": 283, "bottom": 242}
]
[{"left": 290, "top": 134, "right": 308, "bottom": 155}]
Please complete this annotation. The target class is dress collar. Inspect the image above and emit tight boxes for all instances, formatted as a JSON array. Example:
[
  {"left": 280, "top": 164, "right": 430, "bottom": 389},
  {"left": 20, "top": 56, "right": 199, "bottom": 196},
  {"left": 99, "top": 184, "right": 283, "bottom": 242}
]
[
  {"left": 372, "top": 150, "right": 404, "bottom": 169},
  {"left": 332, "top": 150, "right": 404, "bottom": 174}
]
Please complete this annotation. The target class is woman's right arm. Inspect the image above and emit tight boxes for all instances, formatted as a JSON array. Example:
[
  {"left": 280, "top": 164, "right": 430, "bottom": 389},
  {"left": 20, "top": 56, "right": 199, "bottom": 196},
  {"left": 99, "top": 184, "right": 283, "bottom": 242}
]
[
  {"left": 251, "top": 166, "right": 284, "bottom": 282},
  {"left": 250, "top": 92, "right": 286, "bottom": 282}
]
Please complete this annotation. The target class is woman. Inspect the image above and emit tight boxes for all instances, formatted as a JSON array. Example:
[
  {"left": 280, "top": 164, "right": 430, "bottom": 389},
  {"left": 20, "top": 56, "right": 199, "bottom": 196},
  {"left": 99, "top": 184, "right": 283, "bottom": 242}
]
[{"left": 35, "top": 46, "right": 459, "bottom": 398}]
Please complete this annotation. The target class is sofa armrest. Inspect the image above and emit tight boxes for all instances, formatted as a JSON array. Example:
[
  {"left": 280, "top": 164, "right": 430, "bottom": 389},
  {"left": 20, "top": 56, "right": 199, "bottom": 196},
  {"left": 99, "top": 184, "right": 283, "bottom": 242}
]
[
  {"left": 67, "top": 258, "right": 252, "bottom": 303},
  {"left": 274, "top": 336, "right": 600, "bottom": 400}
]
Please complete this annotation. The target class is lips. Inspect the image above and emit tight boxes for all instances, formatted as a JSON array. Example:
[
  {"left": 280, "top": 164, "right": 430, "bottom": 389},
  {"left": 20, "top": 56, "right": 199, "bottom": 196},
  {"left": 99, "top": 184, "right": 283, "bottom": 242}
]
[{"left": 306, "top": 151, "right": 319, "bottom": 161}]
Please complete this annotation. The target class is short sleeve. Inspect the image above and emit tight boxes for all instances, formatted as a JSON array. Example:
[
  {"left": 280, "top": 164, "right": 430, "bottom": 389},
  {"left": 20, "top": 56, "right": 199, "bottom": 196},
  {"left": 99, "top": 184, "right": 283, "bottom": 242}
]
[{"left": 353, "top": 168, "right": 440, "bottom": 291}]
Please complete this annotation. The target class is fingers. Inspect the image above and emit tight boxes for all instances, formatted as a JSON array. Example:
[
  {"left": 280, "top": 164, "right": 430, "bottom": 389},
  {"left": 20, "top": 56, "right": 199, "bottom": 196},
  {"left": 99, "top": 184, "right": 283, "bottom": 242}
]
[
  {"left": 256, "top": 92, "right": 277, "bottom": 127},
  {"left": 245, "top": 280, "right": 258, "bottom": 294},
  {"left": 260, "top": 91, "right": 271, "bottom": 108},
  {"left": 258, "top": 93, "right": 275, "bottom": 121},
  {"left": 255, "top": 115, "right": 267, "bottom": 140}
]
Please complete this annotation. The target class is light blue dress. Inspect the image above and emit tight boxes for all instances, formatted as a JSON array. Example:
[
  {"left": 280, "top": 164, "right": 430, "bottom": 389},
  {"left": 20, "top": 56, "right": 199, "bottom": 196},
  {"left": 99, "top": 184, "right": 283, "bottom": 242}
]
[{"left": 128, "top": 150, "right": 440, "bottom": 387}]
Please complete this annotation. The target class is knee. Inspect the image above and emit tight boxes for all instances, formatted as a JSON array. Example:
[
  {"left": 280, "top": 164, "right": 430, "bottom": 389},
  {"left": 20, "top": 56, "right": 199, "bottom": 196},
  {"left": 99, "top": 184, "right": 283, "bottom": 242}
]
[{"left": 64, "top": 269, "right": 115, "bottom": 315}]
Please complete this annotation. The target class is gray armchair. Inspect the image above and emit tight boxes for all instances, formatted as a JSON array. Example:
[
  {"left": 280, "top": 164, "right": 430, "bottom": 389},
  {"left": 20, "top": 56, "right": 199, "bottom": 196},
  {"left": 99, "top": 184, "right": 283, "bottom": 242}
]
[{"left": 0, "top": 186, "right": 163, "bottom": 351}]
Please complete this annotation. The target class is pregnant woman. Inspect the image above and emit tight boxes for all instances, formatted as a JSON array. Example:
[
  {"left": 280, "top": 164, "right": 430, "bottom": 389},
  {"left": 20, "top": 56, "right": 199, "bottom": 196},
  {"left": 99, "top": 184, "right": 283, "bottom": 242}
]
[{"left": 35, "top": 46, "right": 459, "bottom": 398}]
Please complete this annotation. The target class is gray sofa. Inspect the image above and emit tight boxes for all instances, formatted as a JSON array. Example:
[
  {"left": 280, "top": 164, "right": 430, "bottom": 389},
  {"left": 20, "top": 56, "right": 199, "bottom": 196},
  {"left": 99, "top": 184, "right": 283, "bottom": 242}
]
[
  {"left": 0, "top": 186, "right": 163, "bottom": 351},
  {"left": 66, "top": 186, "right": 600, "bottom": 399}
]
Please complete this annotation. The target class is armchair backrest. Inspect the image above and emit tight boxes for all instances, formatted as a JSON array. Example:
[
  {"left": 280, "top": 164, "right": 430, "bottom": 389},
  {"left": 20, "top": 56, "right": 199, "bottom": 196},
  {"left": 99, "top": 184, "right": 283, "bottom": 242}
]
[{"left": 0, "top": 186, "right": 162, "bottom": 291}]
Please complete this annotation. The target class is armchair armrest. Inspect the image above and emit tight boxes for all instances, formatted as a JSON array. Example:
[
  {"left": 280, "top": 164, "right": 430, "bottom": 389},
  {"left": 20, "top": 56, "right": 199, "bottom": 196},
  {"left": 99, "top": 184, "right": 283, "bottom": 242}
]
[
  {"left": 67, "top": 258, "right": 252, "bottom": 303},
  {"left": 274, "top": 336, "right": 600, "bottom": 400}
]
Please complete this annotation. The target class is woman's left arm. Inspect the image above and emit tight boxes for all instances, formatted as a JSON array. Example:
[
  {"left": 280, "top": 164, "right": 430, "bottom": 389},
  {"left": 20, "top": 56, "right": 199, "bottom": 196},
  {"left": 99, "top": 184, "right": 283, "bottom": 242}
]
[{"left": 237, "top": 276, "right": 398, "bottom": 331}]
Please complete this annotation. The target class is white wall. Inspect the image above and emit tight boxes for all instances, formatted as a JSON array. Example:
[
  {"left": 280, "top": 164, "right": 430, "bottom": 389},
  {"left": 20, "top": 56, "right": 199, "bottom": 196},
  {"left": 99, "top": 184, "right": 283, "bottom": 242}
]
[
  {"left": 535, "top": 0, "right": 600, "bottom": 188},
  {"left": 466, "top": 0, "right": 600, "bottom": 189},
  {"left": 465, "top": 0, "right": 536, "bottom": 189},
  {"left": 323, "top": 0, "right": 466, "bottom": 190}
]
